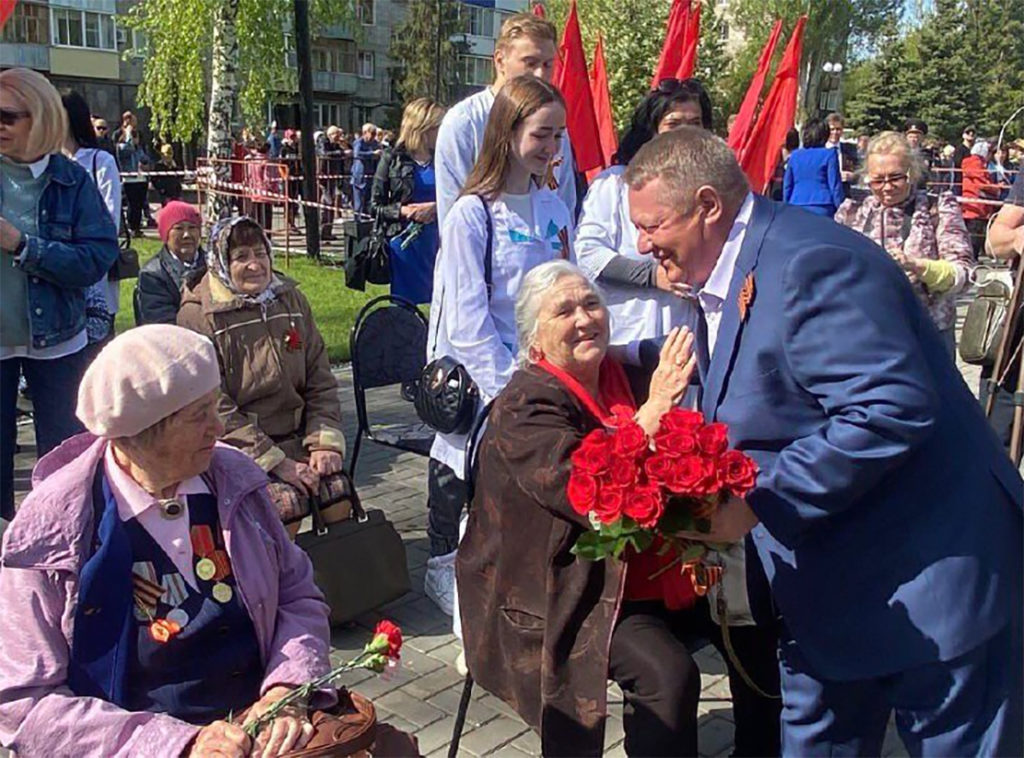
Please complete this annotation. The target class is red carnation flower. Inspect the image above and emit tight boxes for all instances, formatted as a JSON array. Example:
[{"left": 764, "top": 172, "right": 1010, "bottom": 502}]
[
  {"left": 719, "top": 450, "right": 759, "bottom": 498},
  {"left": 372, "top": 619, "right": 403, "bottom": 660},
  {"left": 567, "top": 470, "right": 599, "bottom": 515},
  {"left": 612, "top": 421, "right": 648, "bottom": 460},
  {"left": 623, "top": 485, "right": 665, "bottom": 528},
  {"left": 571, "top": 431, "right": 614, "bottom": 475},
  {"left": 697, "top": 423, "right": 729, "bottom": 457}
]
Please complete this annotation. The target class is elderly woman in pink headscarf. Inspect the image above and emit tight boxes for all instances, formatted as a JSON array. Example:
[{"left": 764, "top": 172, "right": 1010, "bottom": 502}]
[{"left": 0, "top": 325, "right": 333, "bottom": 758}]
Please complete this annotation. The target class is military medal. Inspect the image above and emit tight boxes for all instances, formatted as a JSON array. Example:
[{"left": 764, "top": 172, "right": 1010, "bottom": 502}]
[
  {"left": 212, "top": 582, "right": 233, "bottom": 604},
  {"left": 196, "top": 557, "right": 217, "bottom": 581},
  {"left": 167, "top": 608, "right": 190, "bottom": 628}
]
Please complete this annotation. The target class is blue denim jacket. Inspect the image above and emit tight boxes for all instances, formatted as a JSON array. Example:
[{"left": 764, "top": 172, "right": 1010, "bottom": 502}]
[{"left": 4, "top": 153, "right": 119, "bottom": 349}]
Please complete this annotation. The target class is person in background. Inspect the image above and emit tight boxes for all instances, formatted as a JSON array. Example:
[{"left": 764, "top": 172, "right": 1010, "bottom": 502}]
[
  {"left": 62, "top": 90, "right": 122, "bottom": 358},
  {"left": 134, "top": 201, "right": 206, "bottom": 325},
  {"left": 768, "top": 127, "right": 801, "bottom": 201},
  {"left": 783, "top": 118, "right": 845, "bottom": 217},
  {"left": 903, "top": 118, "right": 933, "bottom": 189},
  {"left": 350, "top": 122, "right": 381, "bottom": 217},
  {"left": 425, "top": 75, "right": 574, "bottom": 616},
  {"left": 267, "top": 121, "right": 282, "bottom": 159},
  {"left": 117, "top": 123, "right": 151, "bottom": 237},
  {"left": 576, "top": 79, "right": 710, "bottom": 352},
  {"left": 0, "top": 325, "right": 333, "bottom": 758},
  {"left": 152, "top": 144, "right": 184, "bottom": 205},
  {"left": 952, "top": 124, "right": 976, "bottom": 196},
  {"left": 316, "top": 126, "right": 345, "bottom": 241},
  {"left": 177, "top": 217, "right": 349, "bottom": 533},
  {"left": 370, "top": 97, "right": 446, "bottom": 305},
  {"left": 982, "top": 166, "right": 1024, "bottom": 449},
  {"left": 458, "top": 261, "right": 781, "bottom": 757},
  {"left": 434, "top": 12, "right": 577, "bottom": 230},
  {"left": 280, "top": 129, "right": 301, "bottom": 233},
  {"left": 92, "top": 115, "right": 115, "bottom": 156},
  {"left": 835, "top": 131, "right": 974, "bottom": 356},
  {"left": 856, "top": 133, "right": 870, "bottom": 163},
  {"left": 825, "top": 111, "right": 858, "bottom": 185},
  {"left": 962, "top": 140, "right": 1003, "bottom": 256},
  {"left": 989, "top": 143, "right": 1016, "bottom": 197},
  {"left": 0, "top": 68, "right": 119, "bottom": 523}
]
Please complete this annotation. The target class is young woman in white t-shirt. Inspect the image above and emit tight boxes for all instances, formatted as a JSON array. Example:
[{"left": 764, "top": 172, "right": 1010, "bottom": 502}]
[{"left": 425, "top": 75, "right": 573, "bottom": 616}]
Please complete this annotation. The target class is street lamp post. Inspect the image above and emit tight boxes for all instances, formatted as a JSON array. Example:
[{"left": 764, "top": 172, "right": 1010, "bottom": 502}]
[{"left": 820, "top": 61, "right": 844, "bottom": 116}]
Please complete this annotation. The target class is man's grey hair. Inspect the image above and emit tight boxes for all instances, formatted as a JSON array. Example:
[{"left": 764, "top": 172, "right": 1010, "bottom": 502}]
[
  {"left": 362, "top": 122, "right": 377, "bottom": 135},
  {"left": 514, "top": 261, "right": 605, "bottom": 367},
  {"left": 623, "top": 126, "right": 749, "bottom": 213}
]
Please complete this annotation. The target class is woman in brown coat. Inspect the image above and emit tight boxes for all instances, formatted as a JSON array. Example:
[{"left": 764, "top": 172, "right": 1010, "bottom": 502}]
[
  {"left": 457, "top": 261, "right": 782, "bottom": 757},
  {"left": 178, "top": 216, "right": 349, "bottom": 529}
]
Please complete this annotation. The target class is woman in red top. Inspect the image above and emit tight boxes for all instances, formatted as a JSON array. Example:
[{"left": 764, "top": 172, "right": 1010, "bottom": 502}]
[
  {"left": 457, "top": 261, "right": 781, "bottom": 756},
  {"left": 962, "top": 140, "right": 1007, "bottom": 254}
]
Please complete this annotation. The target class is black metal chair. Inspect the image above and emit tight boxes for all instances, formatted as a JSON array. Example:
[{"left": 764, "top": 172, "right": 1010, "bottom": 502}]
[{"left": 347, "top": 294, "right": 434, "bottom": 479}]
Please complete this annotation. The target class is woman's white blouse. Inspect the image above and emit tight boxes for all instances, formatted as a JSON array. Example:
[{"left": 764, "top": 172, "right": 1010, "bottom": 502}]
[
  {"left": 428, "top": 188, "right": 574, "bottom": 478},
  {"left": 576, "top": 165, "right": 694, "bottom": 345}
]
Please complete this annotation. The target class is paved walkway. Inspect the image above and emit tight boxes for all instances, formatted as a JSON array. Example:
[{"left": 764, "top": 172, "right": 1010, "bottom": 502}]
[{"left": 7, "top": 329, "right": 989, "bottom": 756}]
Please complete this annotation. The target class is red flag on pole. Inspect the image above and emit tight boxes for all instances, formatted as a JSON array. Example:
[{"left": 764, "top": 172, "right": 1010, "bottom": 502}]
[
  {"left": 589, "top": 35, "right": 618, "bottom": 172},
  {"left": 675, "top": 1, "right": 701, "bottom": 80},
  {"left": 532, "top": 2, "right": 545, "bottom": 18},
  {"left": 738, "top": 16, "right": 806, "bottom": 193},
  {"left": 0, "top": 0, "right": 18, "bottom": 30},
  {"left": 555, "top": 0, "right": 604, "bottom": 173},
  {"left": 727, "top": 19, "right": 784, "bottom": 156},
  {"left": 651, "top": 0, "right": 690, "bottom": 88}
]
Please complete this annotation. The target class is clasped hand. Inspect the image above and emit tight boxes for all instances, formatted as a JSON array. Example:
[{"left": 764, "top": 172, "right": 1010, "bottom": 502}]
[{"left": 184, "top": 686, "right": 312, "bottom": 758}]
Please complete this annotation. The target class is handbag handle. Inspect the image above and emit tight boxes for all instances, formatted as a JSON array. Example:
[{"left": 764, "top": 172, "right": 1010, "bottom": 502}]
[{"left": 308, "top": 473, "right": 367, "bottom": 537}]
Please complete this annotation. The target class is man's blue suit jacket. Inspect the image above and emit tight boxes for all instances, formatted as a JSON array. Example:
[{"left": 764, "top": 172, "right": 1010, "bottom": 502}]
[{"left": 705, "top": 196, "right": 1022, "bottom": 682}]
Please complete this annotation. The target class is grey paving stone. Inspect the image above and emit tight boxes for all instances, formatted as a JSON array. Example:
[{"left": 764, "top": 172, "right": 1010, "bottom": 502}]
[
  {"left": 699, "top": 715, "right": 735, "bottom": 758},
  {"left": 404, "top": 665, "right": 471, "bottom": 700},
  {"left": 456, "top": 715, "right": 531, "bottom": 756},
  {"left": 375, "top": 689, "right": 447, "bottom": 728}
]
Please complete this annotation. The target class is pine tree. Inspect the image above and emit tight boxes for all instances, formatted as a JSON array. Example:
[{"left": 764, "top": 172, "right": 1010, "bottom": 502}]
[
  {"left": 844, "top": 20, "right": 908, "bottom": 134},
  {"left": 695, "top": 0, "right": 732, "bottom": 130},
  {"left": 390, "top": 0, "right": 462, "bottom": 106}
]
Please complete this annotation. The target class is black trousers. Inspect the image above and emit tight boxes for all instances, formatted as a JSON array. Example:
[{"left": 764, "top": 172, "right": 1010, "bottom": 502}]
[
  {"left": 608, "top": 599, "right": 781, "bottom": 758},
  {"left": 426, "top": 459, "right": 467, "bottom": 557},
  {"left": 123, "top": 181, "right": 148, "bottom": 233}
]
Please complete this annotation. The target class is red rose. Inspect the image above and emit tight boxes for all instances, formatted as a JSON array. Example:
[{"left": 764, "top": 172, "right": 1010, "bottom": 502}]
[
  {"left": 372, "top": 619, "right": 403, "bottom": 660},
  {"left": 593, "top": 487, "right": 625, "bottom": 524},
  {"left": 623, "top": 485, "right": 664, "bottom": 528},
  {"left": 696, "top": 423, "right": 729, "bottom": 457},
  {"left": 665, "top": 455, "right": 715, "bottom": 495},
  {"left": 567, "top": 470, "right": 599, "bottom": 515},
  {"left": 654, "top": 428, "right": 699, "bottom": 458},
  {"left": 719, "top": 450, "right": 758, "bottom": 497},
  {"left": 606, "top": 455, "right": 640, "bottom": 489},
  {"left": 660, "top": 408, "right": 705, "bottom": 432},
  {"left": 571, "top": 431, "right": 614, "bottom": 475},
  {"left": 644, "top": 452, "right": 677, "bottom": 484},
  {"left": 612, "top": 421, "right": 648, "bottom": 460}
]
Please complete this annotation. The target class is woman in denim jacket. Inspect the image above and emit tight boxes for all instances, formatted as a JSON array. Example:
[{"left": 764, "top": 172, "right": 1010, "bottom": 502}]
[{"left": 0, "top": 68, "right": 119, "bottom": 521}]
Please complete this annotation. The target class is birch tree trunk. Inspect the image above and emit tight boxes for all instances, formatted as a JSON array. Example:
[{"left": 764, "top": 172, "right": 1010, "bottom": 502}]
[{"left": 205, "top": 0, "right": 241, "bottom": 222}]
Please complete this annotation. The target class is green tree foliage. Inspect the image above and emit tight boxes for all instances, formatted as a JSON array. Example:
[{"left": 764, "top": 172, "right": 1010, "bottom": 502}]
[
  {"left": 844, "top": 0, "right": 1024, "bottom": 140},
  {"left": 390, "top": 0, "right": 463, "bottom": 105},
  {"left": 694, "top": 0, "right": 732, "bottom": 130},
  {"left": 125, "top": 0, "right": 354, "bottom": 142}
]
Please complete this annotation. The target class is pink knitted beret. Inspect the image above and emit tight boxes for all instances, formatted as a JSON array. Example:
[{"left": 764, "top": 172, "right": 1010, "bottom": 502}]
[
  {"left": 76, "top": 324, "right": 221, "bottom": 438},
  {"left": 157, "top": 201, "right": 202, "bottom": 243}
]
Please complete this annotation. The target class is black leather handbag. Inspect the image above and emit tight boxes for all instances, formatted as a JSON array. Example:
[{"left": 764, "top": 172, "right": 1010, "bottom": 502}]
[
  {"left": 296, "top": 477, "right": 410, "bottom": 626},
  {"left": 344, "top": 209, "right": 391, "bottom": 291},
  {"left": 414, "top": 197, "right": 492, "bottom": 435}
]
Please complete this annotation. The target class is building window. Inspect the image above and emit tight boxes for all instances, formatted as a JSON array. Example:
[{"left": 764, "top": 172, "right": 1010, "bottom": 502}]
[
  {"left": 719, "top": 20, "right": 730, "bottom": 41},
  {"left": 358, "top": 51, "right": 374, "bottom": 79},
  {"left": 1, "top": 2, "right": 48, "bottom": 45},
  {"left": 356, "top": 0, "right": 374, "bottom": 25},
  {"left": 313, "top": 42, "right": 358, "bottom": 74},
  {"left": 460, "top": 4, "right": 493, "bottom": 37},
  {"left": 51, "top": 7, "right": 117, "bottom": 50},
  {"left": 458, "top": 54, "right": 492, "bottom": 87},
  {"left": 315, "top": 102, "right": 343, "bottom": 129}
]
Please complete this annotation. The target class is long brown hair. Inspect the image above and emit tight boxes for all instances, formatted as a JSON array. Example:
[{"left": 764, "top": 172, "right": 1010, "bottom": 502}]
[{"left": 460, "top": 75, "right": 566, "bottom": 201}]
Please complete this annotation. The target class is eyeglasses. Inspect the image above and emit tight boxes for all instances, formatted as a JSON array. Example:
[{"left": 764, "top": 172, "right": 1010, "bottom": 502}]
[
  {"left": 229, "top": 248, "right": 270, "bottom": 265},
  {"left": 867, "top": 173, "right": 908, "bottom": 190},
  {"left": 0, "top": 109, "right": 30, "bottom": 126}
]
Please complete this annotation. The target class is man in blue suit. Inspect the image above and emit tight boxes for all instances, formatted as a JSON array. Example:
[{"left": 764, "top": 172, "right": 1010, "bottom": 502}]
[{"left": 625, "top": 127, "right": 1023, "bottom": 756}]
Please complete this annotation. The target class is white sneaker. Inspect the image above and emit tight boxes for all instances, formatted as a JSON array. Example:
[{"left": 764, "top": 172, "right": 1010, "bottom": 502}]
[
  {"left": 455, "top": 649, "right": 468, "bottom": 676},
  {"left": 424, "top": 551, "right": 456, "bottom": 616}
]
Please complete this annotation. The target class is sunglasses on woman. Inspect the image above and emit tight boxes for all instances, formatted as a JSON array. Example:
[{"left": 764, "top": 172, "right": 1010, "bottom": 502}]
[{"left": 0, "top": 109, "right": 30, "bottom": 126}]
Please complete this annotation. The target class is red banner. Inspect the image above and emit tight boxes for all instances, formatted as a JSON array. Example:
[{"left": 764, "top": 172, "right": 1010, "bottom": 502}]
[
  {"left": 727, "top": 19, "right": 784, "bottom": 157},
  {"left": 555, "top": 0, "right": 604, "bottom": 173},
  {"left": 651, "top": 0, "right": 690, "bottom": 88}
]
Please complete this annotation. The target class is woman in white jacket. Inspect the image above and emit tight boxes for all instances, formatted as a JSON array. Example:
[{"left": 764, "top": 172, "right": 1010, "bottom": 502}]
[
  {"left": 576, "top": 79, "right": 712, "bottom": 354},
  {"left": 425, "top": 75, "right": 573, "bottom": 615}
]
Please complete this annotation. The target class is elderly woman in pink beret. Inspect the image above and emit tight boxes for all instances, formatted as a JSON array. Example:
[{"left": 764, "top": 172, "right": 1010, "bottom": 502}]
[{"left": 0, "top": 325, "right": 333, "bottom": 758}]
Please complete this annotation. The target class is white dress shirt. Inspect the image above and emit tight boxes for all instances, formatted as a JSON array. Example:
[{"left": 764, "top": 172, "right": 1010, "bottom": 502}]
[
  {"left": 698, "top": 193, "right": 755, "bottom": 358},
  {"left": 434, "top": 87, "right": 577, "bottom": 230}
]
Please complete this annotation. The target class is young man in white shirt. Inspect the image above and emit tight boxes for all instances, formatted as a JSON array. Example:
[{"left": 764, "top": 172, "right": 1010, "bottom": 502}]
[{"left": 434, "top": 12, "right": 578, "bottom": 231}]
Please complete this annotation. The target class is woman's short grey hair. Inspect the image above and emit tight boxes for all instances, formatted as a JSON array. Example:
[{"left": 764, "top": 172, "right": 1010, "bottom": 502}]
[
  {"left": 514, "top": 261, "right": 605, "bottom": 367},
  {"left": 623, "top": 126, "right": 749, "bottom": 213},
  {"left": 866, "top": 131, "right": 925, "bottom": 187}
]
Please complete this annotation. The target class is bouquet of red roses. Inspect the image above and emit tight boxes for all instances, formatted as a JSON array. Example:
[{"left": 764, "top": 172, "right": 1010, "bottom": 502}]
[{"left": 567, "top": 408, "right": 757, "bottom": 574}]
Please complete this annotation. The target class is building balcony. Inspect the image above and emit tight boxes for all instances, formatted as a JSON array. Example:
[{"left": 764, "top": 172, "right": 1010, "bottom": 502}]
[
  {"left": 0, "top": 43, "right": 50, "bottom": 70},
  {"left": 313, "top": 71, "right": 359, "bottom": 94},
  {"left": 318, "top": 23, "right": 389, "bottom": 49}
]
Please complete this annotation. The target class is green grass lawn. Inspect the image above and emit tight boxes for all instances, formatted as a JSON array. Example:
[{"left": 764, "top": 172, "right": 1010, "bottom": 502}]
[{"left": 115, "top": 239, "right": 389, "bottom": 363}]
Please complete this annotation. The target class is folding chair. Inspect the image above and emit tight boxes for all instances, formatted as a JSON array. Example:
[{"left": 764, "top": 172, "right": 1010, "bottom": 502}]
[{"left": 347, "top": 295, "right": 434, "bottom": 478}]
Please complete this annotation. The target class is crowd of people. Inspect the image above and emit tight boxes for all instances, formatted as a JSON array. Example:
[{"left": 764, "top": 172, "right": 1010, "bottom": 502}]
[{"left": 1, "top": 7, "right": 1023, "bottom": 757}]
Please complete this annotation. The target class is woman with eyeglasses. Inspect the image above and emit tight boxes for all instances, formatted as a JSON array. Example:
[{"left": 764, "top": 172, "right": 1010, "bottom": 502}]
[
  {"left": 0, "top": 68, "right": 118, "bottom": 524},
  {"left": 575, "top": 79, "right": 711, "bottom": 350},
  {"left": 835, "top": 131, "right": 973, "bottom": 355},
  {"left": 177, "top": 217, "right": 352, "bottom": 533}
]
